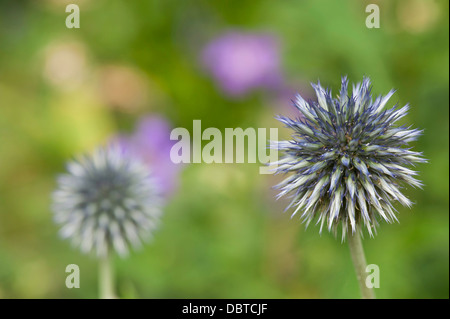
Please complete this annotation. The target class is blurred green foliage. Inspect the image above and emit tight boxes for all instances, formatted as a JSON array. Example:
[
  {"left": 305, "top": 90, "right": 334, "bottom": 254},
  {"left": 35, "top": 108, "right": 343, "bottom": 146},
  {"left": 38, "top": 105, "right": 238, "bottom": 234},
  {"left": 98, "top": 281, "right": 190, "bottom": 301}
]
[{"left": 0, "top": 0, "right": 448, "bottom": 298}]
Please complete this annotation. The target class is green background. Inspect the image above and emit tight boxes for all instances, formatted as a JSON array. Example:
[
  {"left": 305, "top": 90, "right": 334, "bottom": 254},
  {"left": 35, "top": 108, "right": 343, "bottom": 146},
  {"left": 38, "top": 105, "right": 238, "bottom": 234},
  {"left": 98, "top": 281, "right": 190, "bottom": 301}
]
[{"left": 0, "top": 0, "right": 448, "bottom": 298}]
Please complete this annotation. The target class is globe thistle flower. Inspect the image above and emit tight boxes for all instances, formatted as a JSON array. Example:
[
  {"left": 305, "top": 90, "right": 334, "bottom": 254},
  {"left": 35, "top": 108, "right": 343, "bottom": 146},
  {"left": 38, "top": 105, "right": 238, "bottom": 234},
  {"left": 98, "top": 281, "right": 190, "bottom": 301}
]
[
  {"left": 271, "top": 77, "right": 426, "bottom": 239},
  {"left": 52, "top": 146, "right": 162, "bottom": 258}
]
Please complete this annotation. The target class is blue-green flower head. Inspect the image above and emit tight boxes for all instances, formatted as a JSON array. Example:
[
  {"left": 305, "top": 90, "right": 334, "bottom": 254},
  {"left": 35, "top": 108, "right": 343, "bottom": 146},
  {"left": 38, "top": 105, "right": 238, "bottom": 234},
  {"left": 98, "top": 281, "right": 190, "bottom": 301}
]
[
  {"left": 271, "top": 77, "right": 426, "bottom": 239},
  {"left": 52, "top": 146, "right": 162, "bottom": 257}
]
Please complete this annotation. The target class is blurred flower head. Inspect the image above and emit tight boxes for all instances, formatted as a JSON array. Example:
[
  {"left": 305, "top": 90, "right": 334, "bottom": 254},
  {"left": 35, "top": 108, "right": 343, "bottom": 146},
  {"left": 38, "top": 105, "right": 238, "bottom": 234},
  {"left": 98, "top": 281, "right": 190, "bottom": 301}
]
[
  {"left": 115, "top": 115, "right": 184, "bottom": 197},
  {"left": 52, "top": 146, "right": 162, "bottom": 257},
  {"left": 97, "top": 65, "right": 151, "bottom": 113},
  {"left": 271, "top": 77, "right": 426, "bottom": 239},
  {"left": 42, "top": 41, "right": 88, "bottom": 91},
  {"left": 202, "top": 31, "right": 282, "bottom": 97},
  {"left": 397, "top": 0, "right": 440, "bottom": 34}
]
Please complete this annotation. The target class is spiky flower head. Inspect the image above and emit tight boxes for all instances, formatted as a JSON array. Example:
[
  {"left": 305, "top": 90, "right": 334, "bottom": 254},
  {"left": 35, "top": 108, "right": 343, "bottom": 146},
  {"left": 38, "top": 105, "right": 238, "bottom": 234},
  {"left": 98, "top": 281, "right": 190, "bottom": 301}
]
[
  {"left": 52, "top": 146, "right": 162, "bottom": 257},
  {"left": 272, "top": 77, "right": 426, "bottom": 239}
]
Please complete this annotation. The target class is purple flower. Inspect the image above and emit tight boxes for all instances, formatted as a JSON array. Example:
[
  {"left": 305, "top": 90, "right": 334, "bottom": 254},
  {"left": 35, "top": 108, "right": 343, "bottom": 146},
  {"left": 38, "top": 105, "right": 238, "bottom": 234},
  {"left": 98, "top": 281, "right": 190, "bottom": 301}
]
[
  {"left": 114, "top": 116, "right": 183, "bottom": 197},
  {"left": 271, "top": 77, "right": 426, "bottom": 238},
  {"left": 202, "top": 31, "right": 283, "bottom": 97}
]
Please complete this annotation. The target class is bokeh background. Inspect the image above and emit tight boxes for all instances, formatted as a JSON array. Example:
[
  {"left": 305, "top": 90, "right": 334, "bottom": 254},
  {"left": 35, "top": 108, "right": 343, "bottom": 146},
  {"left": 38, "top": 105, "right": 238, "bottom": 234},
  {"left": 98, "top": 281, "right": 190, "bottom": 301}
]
[{"left": 0, "top": 0, "right": 448, "bottom": 298}]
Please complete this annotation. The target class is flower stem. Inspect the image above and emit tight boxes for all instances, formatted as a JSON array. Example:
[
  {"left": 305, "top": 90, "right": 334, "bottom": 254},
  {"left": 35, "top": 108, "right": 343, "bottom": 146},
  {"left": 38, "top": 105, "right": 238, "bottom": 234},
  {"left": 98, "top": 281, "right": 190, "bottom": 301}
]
[
  {"left": 347, "top": 231, "right": 375, "bottom": 299},
  {"left": 99, "top": 254, "right": 116, "bottom": 299}
]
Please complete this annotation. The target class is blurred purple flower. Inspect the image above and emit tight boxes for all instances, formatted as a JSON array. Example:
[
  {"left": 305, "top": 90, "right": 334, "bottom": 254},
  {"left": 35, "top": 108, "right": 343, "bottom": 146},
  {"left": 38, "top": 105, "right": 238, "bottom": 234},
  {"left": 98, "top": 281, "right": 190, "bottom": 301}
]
[
  {"left": 114, "top": 116, "right": 183, "bottom": 197},
  {"left": 202, "top": 31, "right": 283, "bottom": 97}
]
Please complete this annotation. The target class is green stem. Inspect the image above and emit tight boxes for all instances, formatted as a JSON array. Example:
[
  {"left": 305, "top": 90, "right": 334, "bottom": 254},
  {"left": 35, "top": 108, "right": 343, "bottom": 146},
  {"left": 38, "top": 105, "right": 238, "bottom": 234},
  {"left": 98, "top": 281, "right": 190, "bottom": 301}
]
[
  {"left": 99, "top": 254, "right": 115, "bottom": 299},
  {"left": 347, "top": 231, "right": 375, "bottom": 299}
]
